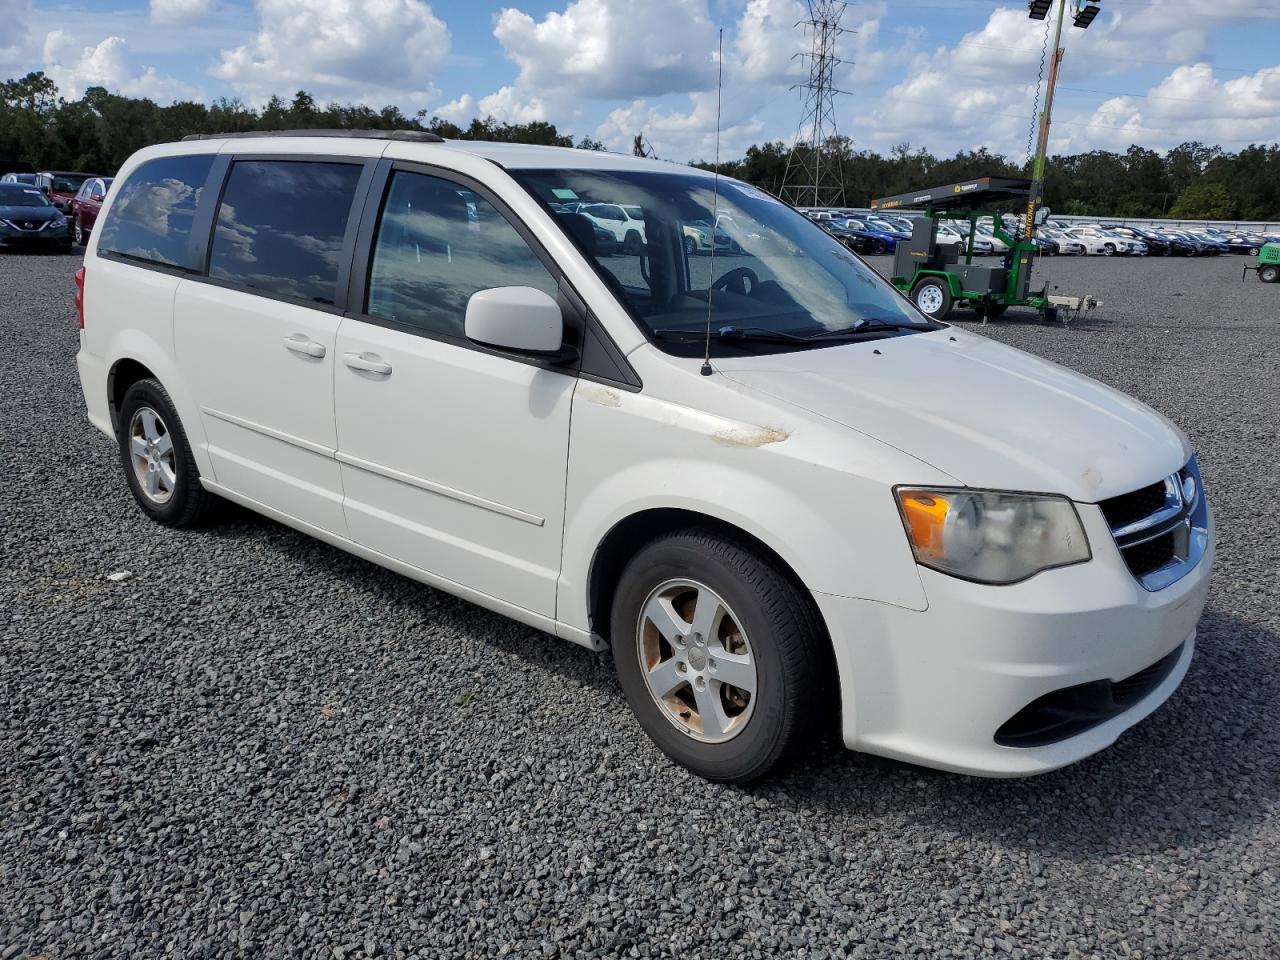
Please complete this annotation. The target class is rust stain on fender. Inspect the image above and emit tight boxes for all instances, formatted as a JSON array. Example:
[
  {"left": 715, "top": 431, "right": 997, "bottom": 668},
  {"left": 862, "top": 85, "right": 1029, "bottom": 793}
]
[
  {"left": 712, "top": 424, "right": 791, "bottom": 448},
  {"left": 577, "top": 382, "right": 623, "bottom": 408}
]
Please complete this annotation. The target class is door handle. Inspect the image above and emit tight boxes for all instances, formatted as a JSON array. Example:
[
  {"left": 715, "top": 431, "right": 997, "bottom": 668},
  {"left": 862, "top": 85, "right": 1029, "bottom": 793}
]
[
  {"left": 283, "top": 334, "right": 326, "bottom": 359},
  {"left": 343, "top": 352, "right": 393, "bottom": 376}
]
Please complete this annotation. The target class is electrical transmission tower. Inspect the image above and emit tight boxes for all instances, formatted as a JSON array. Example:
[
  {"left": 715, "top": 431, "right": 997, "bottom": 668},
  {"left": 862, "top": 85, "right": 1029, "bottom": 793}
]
[{"left": 780, "top": 0, "right": 852, "bottom": 207}]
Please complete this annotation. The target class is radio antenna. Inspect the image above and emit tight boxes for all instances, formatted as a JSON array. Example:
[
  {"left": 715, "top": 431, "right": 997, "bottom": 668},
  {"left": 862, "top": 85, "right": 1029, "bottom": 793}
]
[{"left": 700, "top": 28, "right": 724, "bottom": 377}]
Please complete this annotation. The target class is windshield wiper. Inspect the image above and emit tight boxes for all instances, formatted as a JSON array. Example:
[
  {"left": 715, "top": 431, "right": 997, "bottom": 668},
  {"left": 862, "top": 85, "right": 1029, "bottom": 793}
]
[
  {"left": 798, "top": 318, "right": 928, "bottom": 340},
  {"left": 652, "top": 325, "right": 813, "bottom": 343}
]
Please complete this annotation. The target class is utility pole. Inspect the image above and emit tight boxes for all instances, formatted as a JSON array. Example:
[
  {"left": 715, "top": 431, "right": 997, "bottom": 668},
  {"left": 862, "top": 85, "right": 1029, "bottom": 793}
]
[
  {"left": 781, "top": 0, "right": 852, "bottom": 208},
  {"left": 1024, "top": 0, "right": 1101, "bottom": 236}
]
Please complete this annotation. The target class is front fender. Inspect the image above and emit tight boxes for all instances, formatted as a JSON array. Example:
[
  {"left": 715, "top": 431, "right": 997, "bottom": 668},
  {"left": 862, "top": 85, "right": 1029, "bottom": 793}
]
[{"left": 557, "top": 382, "right": 949, "bottom": 637}]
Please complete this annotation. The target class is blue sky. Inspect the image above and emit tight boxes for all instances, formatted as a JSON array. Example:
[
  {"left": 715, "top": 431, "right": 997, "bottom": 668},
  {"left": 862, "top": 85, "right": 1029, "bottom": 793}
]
[{"left": 3, "top": 0, "right": 1278, "bottom": 162}]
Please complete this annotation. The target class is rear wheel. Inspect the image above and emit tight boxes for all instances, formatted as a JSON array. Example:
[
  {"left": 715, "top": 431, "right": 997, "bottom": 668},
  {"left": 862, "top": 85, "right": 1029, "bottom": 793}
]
[
  {"left": 684, "top": 235, "right": 697, "bottom": 255},
  {"left": 117, "top": 378, "right": 218, "bottom": 527},
  {"left": 911, "top": 277, "right": 953, "bottom": 320},
  {"left": 624, "top": 231, "right": 643, "bottom": 254},
  {"left": 871, "top": 239, "right": 887, "bottom": 255},
  {"left": 1260, "top": 264, "right": 1279, "bottom": 283},
  {"left": 73, "top": 217, "right": 87, "bottom": 246},
  {"left": 1102, "top": 243, "right": 1115, "bottom": 256},
  {"left": 609, "top": 529, "right": 831, "bottom": 782}
]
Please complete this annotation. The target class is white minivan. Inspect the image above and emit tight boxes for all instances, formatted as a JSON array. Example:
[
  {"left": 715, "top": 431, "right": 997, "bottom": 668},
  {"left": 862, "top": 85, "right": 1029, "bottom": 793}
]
[{"left": 75, "top": 131, "right": 1213, "bottom": 782}]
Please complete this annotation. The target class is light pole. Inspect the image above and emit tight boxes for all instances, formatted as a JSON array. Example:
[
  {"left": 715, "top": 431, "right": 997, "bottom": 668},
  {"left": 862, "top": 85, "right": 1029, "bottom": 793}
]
[{"left": 1023, "top": 0, "right": 1101, "bottom": 237}]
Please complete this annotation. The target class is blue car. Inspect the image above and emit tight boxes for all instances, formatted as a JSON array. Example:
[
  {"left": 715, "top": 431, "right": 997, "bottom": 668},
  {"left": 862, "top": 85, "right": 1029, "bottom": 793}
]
[{"left": 835, "top": 216, "right": 907, "bottom": 254}]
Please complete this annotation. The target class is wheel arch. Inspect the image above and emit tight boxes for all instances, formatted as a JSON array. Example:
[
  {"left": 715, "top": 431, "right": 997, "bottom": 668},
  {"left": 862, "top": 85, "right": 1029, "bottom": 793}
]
[
  {"left": 586, "top": 505, "right": 841, "bottom": 720},
  {"left": 107, "top": 357, "right": 157, "bottom": 432}
]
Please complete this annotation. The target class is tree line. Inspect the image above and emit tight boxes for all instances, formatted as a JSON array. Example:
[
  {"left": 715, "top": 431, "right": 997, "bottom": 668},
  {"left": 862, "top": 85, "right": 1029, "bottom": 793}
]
[{"left": 3, "top": 72, "right": 1276, "bottom": 221}]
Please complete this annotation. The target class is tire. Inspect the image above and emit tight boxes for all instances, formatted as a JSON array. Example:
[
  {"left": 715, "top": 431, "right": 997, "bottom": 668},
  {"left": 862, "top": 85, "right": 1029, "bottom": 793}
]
[
  {"left": 1260, "top": 265, "right": 1279, "bottom": 283},
  {"left": 116, "top": 378, "right": 217, "bottom": 527},
  {"left": 872, "top": 239, "right": 887, "bottom": 255},
  {"left": 1102, "top": 243, "right": 1115, "bottom": 257},
  {"left": 623, "top": 230, "right": 643, "bottom": 255},
  {"left": 1248, "top": 247, "right": 1259, "bottom": 256},
  {"left": 911, "top": 277, "right": 953, "bottom": 320},
  {"left": 609, "top": 528, "right": 832, "bottom": 783},
  {"left": 1162, "top": 246, "right": 1173, "bottom": 257},
  {"left": 74, "top": 217, "right": 87, "bottom": 246},
  {"left": 684, "top": 235, "right": 697, "bottom": 255}
]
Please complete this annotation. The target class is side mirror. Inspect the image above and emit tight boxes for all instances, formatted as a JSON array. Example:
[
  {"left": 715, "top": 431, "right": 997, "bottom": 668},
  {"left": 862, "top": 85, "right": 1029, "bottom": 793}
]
[
  {"left": 91, "top": 193, "right": 104, "bottom": 202},
  {"left": 465, "top": 286, "right": 564, "bottom": 355}
]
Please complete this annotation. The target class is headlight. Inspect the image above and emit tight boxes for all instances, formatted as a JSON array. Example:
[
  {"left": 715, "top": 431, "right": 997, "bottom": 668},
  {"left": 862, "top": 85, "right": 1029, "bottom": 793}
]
[{"left": 895, "top": 488, "right": 1090, "bottom": 584}]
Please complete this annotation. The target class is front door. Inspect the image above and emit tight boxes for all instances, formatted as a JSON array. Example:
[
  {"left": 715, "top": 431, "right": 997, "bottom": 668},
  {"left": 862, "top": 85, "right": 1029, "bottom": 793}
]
[{"left": 334, "top": 167, "right": 576, "bottom": 618}]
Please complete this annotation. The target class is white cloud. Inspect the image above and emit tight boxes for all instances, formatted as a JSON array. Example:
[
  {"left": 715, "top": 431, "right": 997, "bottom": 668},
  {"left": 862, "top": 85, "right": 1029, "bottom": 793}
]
[
  {"left": 0, "top": 0, "right": 33, "bottom": 73},
  {"left": 149, "top": 0, "right": 214, "bottom": 25},
  {"left": 493, "top": 0, "right": 717, "bottom": 100},
  {"left": 595, "top": 92, "right": 765, "bottom": 163},
  {"left": 214, "top": 0, "right": 450, "bottom": 107},
  {"left": 1062, "top": 62, "right": 1280, "bottom": 153},
  {"left": 42, "top": 30, "right": 201, "bottom": 102}
]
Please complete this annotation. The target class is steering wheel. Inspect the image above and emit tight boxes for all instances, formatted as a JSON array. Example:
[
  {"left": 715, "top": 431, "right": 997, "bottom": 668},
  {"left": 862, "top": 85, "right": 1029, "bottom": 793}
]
[{"left": 711, "top": 266, "right": 759, "bottom": 296}]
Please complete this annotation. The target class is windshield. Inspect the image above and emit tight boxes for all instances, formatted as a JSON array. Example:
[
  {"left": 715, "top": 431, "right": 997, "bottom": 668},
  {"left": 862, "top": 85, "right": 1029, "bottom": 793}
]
[
  {"left": 515, "top": 169, "right": 937, "bottom": 356},
  {"left": 0, "top": 185, "right": 52, "bottom": 207},
  {"left": 49, "top": 174, "right": 90, "bottom": 193}
]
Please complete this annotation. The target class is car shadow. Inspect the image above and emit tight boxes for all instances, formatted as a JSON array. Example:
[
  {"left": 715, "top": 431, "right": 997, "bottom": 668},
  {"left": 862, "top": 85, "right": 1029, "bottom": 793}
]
[{"left": 206, "top": 507, "right": 1274, "bottom": 856}]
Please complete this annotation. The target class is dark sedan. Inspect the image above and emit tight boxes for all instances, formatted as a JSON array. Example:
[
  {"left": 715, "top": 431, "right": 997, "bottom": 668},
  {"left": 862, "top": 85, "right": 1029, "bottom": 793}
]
[
  {"left": 0, "top": 182, "right": 73, "bottom": 251},
  {"left": 821, "top": 222, "right": 880, "bottom": 255}
]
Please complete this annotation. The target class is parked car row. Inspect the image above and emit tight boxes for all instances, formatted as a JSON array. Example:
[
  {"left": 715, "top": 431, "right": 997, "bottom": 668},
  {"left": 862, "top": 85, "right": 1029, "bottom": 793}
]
[
  {"left": 1, "top": 168, "right": 114, "bottom": 252},
  {"left": 802, "top": 205, "right": 1280, "bottom": 259}
]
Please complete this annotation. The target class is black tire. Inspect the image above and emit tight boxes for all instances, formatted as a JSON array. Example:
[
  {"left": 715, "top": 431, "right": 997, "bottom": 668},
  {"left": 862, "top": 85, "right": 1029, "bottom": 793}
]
[
  {"left": 684, "top": 235, "right": 697, "bottom": 255},
  {"left": 609, "top": 528, "right": 833, "bottom": 783},
  {"left": 872, "top": 239, "right": 887, "bottom": 255},
  {"left": 1260, "top": 265, "right": 1279, "bottom": 283},
  {"left": 1102, "top": 243, "right": 1115, "bottom": 257},
  {"left": 1162, "top": 246, "right": 1173, "bottom": 257},
  {"left": 911, "top": 277, "right": 953, "bottom": 320},
  {"left": 623, "top": 230, "right": 643, "bottom": 255},
  {"left": 117, "top": 378, "right": 217, "bottom": 527},
  {"left": 1248, "top": 247, "right": 1259, "bottom": 256},
  {"left": 74, "top": 217, "right": 87, "bottom": 246}
]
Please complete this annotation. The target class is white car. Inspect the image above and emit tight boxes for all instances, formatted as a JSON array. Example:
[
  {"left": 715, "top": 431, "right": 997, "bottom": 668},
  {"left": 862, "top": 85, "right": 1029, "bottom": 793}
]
[
  {"left": 1040, "top": 228, "right": 1085, "bottom": 255},
  {"left": 1066, "top": 228, "right": 1129, "bottom": 256},
  {"left": 75, "top": 132, "right": 1212, "bottom": 782},
  {"left": 578, "top": 201, "right": 647, "bottom": 253}
]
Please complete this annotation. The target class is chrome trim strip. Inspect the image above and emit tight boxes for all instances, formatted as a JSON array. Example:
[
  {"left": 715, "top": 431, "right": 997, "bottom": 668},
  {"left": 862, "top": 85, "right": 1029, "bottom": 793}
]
[
  {"left": 1110, "top": 475, "right": 1182, "bottom": 539},
  {"left": 1110, "top": 458, "right": 1209, "bottom": 593},
  {"left": 200, "top": 406, "right": 336, "bottom": 458},
  {"left": 335, "top": 451, "right": 545, "bottom": 527}
]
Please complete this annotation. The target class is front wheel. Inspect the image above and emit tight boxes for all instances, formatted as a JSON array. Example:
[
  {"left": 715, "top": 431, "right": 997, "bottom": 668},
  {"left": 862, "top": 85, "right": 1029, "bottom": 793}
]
[
  {"left": 623, "top": 231, "right": 643, "bottom": 255},
  {"left": 74, "top": 217, "right": 87, "bottom": 246},
  {"left": 683, "top": 235, "right": 697, "bottom": 255},
  {"left": 610, "top": 529, "right": 832, "bottom": 783},
  {"left": 911, "top": 277, "right": 953, "bottom": 320},
  {"left": 1102, "top": 243, "right": 1115, "bottom": 256},
  {"left": 117, "top": 378, "right": 218, "bottom": 527}
]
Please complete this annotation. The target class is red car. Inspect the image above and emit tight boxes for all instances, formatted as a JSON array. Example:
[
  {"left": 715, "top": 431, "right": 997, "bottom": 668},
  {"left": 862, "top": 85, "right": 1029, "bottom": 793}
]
[
  {"left": 35, "top": 171, "right": 98, "bottom": 214},
  {"left": 69, "top": 176, "right": 113, "bottom": 246}
]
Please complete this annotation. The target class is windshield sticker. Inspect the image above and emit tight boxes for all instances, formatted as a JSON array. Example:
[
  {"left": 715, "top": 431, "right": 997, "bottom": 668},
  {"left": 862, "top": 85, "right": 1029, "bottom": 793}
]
[{"left": 552, "top": 188, "right": 579, "bottom": 200}]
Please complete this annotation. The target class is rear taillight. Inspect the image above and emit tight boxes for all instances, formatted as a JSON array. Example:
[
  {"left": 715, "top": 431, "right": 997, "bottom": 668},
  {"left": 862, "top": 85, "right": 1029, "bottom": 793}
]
[{"left": 74, "top": 266, "right": 85, "bottom": 329}]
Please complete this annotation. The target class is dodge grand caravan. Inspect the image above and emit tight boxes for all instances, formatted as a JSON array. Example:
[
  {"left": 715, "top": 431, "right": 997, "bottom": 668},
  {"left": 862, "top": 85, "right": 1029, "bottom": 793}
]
[{"left": 75, "top": 131, "right": 1213, "bottom": 782}]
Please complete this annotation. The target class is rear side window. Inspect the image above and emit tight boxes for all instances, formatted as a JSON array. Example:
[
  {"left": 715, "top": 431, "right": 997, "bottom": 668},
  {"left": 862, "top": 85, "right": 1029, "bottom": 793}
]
[
  {"left": 97, "top": 154, "right": 215, "bottom": 270},
  {"left": 365, "top": 170, "right": 558, "bottom": 338},
  {"left": 209, "top": 160, "right": 363, "bottom": 305}
]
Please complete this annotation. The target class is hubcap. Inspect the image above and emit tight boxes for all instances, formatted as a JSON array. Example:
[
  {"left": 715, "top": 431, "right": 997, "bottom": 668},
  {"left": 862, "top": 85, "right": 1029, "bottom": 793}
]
[
  {"left": 916, "top": 285, "right": 944, "bottom": 315},
  {"left": 636, "top": 579, "right": 757, "bottom": 743},
  {"left": 129, "top": 406, "right": 177, "bottom": 505}
]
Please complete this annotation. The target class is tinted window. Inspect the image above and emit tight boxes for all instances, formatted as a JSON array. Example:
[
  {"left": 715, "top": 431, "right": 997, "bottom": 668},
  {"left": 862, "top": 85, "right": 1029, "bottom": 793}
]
[
  {"left": 209, "top": 160, "right": 362, "bottom": 305},
  {"left": 365, "top": 171, "right": 558, "bottom": 339},
  {"left": 98, "top": 154, "right": 215, "bottom": 270}
]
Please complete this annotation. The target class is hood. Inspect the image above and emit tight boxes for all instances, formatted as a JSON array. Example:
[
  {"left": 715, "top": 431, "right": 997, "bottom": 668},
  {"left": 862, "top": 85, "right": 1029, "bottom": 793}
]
[
  {"left": 0, "top": 204, "right": 58, "bottom": 224},
  {"left": 715, "top": 328, "right": 1190, "bottom": 503}
]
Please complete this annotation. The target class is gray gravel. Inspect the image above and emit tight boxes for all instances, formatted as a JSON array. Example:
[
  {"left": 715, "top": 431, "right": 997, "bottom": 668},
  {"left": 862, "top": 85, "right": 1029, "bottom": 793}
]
[{"left": 2, "top": 248, "right": 1278, "bottom": 959}]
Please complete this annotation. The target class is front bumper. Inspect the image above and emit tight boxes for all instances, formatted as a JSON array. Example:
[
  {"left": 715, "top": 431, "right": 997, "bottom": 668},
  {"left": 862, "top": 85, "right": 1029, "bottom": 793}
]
[
  {"left": 0, "top": 224, "right": 71, "bottom": 248},
  {"left": 815, "top": 504, "right": 1214, "bottom": 777}
]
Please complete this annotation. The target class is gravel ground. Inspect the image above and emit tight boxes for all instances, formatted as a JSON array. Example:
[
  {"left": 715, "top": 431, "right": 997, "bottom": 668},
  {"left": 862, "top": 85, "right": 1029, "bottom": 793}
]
[{"left": 2, "top": 248, "right": 1277, "bottom": 959}]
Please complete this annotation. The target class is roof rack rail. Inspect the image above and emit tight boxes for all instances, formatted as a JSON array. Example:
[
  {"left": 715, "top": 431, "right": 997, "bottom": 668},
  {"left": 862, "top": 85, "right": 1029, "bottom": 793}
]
[{"left": 180, "top": 129, "right": 445, "bottom": 143}]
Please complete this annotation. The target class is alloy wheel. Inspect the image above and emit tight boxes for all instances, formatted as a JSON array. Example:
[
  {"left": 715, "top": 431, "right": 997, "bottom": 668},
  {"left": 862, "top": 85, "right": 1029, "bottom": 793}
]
[
  {"left": 636, "top": 578, "right": 757, "bottom": 743},
  {"left": 129, "top": 406, "right": 177, "bottom": 505}
]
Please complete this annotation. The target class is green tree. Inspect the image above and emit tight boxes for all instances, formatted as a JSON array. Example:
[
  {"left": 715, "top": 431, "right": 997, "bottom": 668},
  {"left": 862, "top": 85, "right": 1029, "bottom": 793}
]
[{"left": 1168, "top": 181, "right": 1236, "bottom": 220}]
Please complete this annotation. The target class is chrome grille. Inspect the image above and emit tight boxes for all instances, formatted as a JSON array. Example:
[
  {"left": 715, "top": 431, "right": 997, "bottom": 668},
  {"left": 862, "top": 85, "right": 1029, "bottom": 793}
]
[{"left": 1100, "top": 458, "right": 1208, "bottom": 591}]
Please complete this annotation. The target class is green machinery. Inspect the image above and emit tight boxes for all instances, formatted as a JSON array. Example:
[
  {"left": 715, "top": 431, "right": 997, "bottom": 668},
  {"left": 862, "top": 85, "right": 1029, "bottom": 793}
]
[
  {"left": 1242, "top": 242, "right": 1280, "bottom": 283},
  {"left": 870, "top": 175, "right": 1097, "bottom": 323}
]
